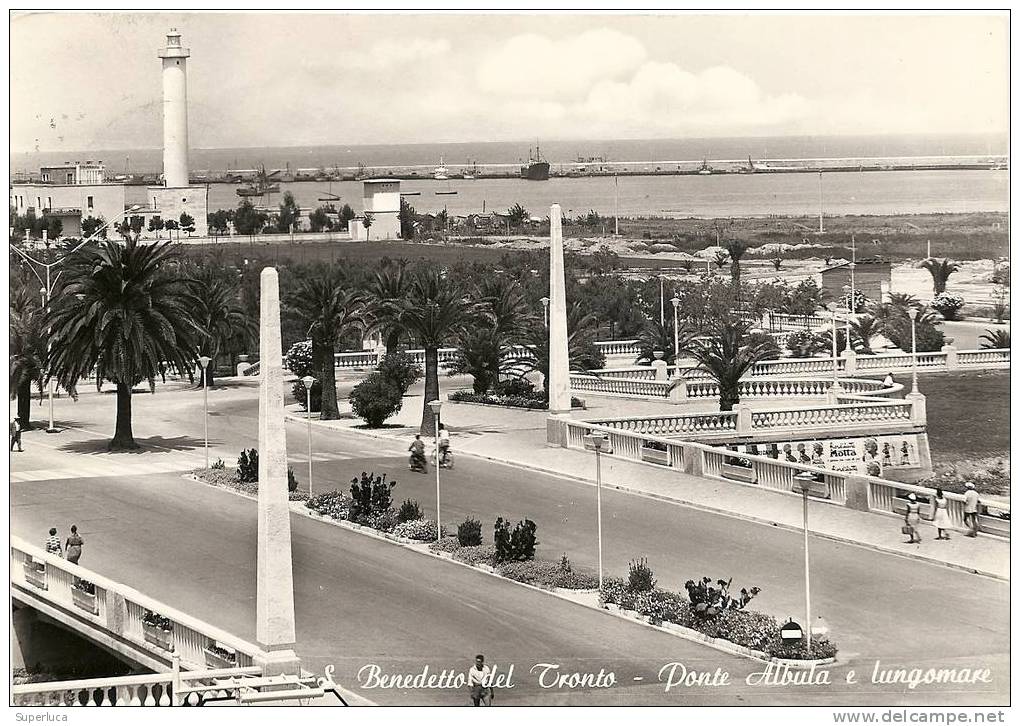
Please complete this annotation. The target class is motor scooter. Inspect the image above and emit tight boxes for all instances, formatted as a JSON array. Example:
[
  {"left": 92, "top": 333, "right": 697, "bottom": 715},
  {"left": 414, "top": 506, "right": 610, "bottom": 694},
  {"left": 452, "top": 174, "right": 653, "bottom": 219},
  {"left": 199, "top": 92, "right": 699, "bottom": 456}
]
[{"left": 409, "top": 449, "right": 428, "bottom": 473}]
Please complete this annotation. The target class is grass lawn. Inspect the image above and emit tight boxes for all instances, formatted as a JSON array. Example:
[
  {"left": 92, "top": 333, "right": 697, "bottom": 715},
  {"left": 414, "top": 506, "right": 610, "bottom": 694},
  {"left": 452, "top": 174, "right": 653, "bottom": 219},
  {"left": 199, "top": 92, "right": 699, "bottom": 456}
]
[{"left": 920, "top": 370, "right": 1010, "bottom": 462}]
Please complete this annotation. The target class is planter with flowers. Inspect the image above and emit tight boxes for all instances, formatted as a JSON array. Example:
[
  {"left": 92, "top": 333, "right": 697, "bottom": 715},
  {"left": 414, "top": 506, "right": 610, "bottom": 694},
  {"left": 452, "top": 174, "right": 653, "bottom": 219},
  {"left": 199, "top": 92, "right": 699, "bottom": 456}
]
[
  {"left": 23, "top": 558, "right": 47, "bottom": 590},
  {"left": 71, "top": 579, "right": 98, "bottom": 614},
  {"left": 203, "top": 642, "right": 238, "bottom": 669},
  {"left": 639, "top": 440, "right": 671, "bottom": 466},
  {"left": 142, "top": 610, "right": 174, "bottom": 651},
  {"left": 721, "top": 455, "right": 755, "bottom": 483}
]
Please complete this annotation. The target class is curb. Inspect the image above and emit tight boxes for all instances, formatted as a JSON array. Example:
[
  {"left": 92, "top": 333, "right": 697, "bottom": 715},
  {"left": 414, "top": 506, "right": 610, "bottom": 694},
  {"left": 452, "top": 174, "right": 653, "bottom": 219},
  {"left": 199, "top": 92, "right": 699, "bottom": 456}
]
[{"left": 283, "top": 415, "right": 1009, "bottom": 583}]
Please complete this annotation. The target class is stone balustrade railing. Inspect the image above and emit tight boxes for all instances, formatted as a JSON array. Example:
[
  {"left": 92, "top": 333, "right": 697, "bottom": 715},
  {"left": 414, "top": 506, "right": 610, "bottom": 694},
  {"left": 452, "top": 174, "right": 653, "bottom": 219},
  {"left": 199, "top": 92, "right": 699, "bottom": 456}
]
[
  {"left": 586, "top": 411, "right": 739, "bottom": 436},
  {"left": 569, "top": 374, "right": 672, "bottom": 399},
  {"left": 958, "top": 348, "right": 1011, "bottom": 366},
  {"left": 558, "top": 420, "right": 1009, "bottom": 537},
  {"left": 593, "top": 339, "right": 642, "bottom": 357},
  {"left": 11, "top": 536, "right": 268, "bottom": 673}
]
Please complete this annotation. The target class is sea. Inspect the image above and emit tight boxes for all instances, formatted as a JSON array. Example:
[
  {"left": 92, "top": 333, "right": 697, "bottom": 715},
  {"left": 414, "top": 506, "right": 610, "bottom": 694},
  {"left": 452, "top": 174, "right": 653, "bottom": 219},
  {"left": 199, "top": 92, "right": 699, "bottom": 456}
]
[{"left": 10, "top": 133, "right": 1009, "bottom": 218}]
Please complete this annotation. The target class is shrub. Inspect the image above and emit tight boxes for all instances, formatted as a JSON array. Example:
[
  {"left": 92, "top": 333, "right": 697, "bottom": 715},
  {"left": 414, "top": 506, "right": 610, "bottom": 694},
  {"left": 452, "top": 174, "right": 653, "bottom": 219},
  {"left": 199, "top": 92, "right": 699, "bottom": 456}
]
[
  {"left": 377, "top": 352, "right": 422, "bottom": 395},
  {"left": 397, "top": 498, "right": 423, "bottom": 523},
  {"left": 628, "top": 557, "right": 656, "bottom": 592},
  {"left": 453, "top": 544, "right": 498, "bottom": 567},
  {"left": 785, "top": 330, "right": 816, "bottom": 358},
  {"left": 458, "top": 517, "right": 483, "bottom": 546},
  {"left": 684, "top": 576, "right": 761, "bottom": 618},
  {"left": 210, "top": 458, "right": 225, "bottom": 470},
  {"left": 493, "top": 378, "right": 535, "bottom": 397},
  {"left": 393, "top": 519, "right": 438, "bottom": 541},
  {"left": 368, "top": 509, "right": 399, "bottom": 533},
  {"left": 349, "top": 373, "right": 404, "bottom": 427},
  {"left": 429, "top": 535, "right": 462, "bottom": 554},
  {"left": 237, "top": 449, "right": 259, "bottom": 483},
  {"left": 287, "top": 466, "right": 298, "bottom": 493},
  {"left": 305, "top": 490, "right": 349, "bottom": 520},
  {"left": 767, "top": 633, "right": 838, "bottom": 660},
  {"left": 837, "top": 289, "right": 868, "bottom": 313},
  {"left": 284, "top": 340, "right": 314, "bottom": 378},
  {"left": 349, "top": 472, "right": 395, "bottom": 522},
  {"left": 931, "top": 292, "right": 965, "bottom": 321},
  {"left": 291, "top": 379, "right": 322, "bottom": 412},
  {"left": 493, "top": 517, "right": 538, "bottom": 562},
  {"left": 496, "top": 559, "right": 599, "bottom": 590}
]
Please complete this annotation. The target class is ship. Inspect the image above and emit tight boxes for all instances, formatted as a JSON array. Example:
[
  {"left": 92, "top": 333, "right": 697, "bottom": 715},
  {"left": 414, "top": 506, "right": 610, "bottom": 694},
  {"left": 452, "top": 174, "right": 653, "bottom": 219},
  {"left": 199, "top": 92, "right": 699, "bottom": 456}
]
[
  {"left": 434, "top": 158, "right": 449, "bottom": 180},
  {"left": 520, "top": 146, "right": 550, "bottom": 181},
  {"left": 697, "top": 159, "right": 713, "bottom": 175},
  {"left": 236, "top": 165, "right": 281, "bottom": 197}
]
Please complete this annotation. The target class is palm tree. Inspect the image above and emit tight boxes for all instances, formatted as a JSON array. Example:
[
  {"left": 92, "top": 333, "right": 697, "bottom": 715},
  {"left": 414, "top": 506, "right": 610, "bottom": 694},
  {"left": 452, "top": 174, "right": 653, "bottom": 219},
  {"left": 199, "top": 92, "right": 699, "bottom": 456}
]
[
  {"left": 980, "top": 329, "right": 1010, "bottom": 349},
  {"left": 288, "top": 267, "right": 369, "bottom": 420},
  {"left": 366, "top": 259, "right": 410, "bottom": 356},
  {"left": 515, "top": 303, "right": 605, "bottom": 393},
  {"left": 634, "top": 317, "right": 699, "bottom": 366},
  {"left": 398, "top": 267, "right": 478, "bottom": 436},
  {"left": 45, "top": 239, "right": 203, "bottom": 450},
  {"left": 713, "top": 250, "right": 730, "bottom": 270},
  {"left": 724, "top": 240, "right": 751, "bottom": 285},
  {"left": 920, "top": 258, "right": 959, "bottom": 295},
  {"left": 850, "top": 314, "right": 882, "bottom": 355},
  {"left": 9, "top": 285, "right": 46, "bottom": 430},
  {"left": 691, "top": 321, "right": 778, "bottom": 411},
  {"left": 192, "top": 267, "right": 258, "bottom": 387}
]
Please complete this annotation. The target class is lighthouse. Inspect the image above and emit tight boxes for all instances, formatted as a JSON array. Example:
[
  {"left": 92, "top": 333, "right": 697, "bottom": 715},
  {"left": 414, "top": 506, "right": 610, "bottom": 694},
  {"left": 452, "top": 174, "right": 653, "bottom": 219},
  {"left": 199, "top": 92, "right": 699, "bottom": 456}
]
[
  {"left": 158, "top": 29, "right": 190, "bottom": 188},
  {"left": 147, "top": 29, "right": 208, "bottom": 238}
]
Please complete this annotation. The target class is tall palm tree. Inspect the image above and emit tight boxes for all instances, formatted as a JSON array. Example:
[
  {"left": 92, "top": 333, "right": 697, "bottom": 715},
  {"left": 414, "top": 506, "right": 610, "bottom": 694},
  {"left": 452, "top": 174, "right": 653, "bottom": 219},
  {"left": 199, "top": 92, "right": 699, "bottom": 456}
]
[
  {"left": 634, "top": 317, "right": 699, "bottom": 366},
  {"left": 9, "top": 285, "right": 46, "bottom": 430},
  {"left": 980, "top": 329, "right": 1010, "bottom": 349},
  {"left": 850, "top": 315, "right": 882, "bottom": 355},
  {"left": 515, "top": 302, "right": 605, "bottom": 393},
  {"left": 192, "top": 266, "right": 258, "bottom": 387},
  {"left": 691, "top": 321, "right": 778, "bottom": 411},
  {"left": 724, "top": 240, "right": 751, "bottom": 285},
  {"left": 288, "top": 267, "right": 369, "bottom": 420},
  {"left": 920, "top": 258, "right": 959, "bottom": 295},
  {"left": 398, "top": 266, "right": 478, "bottom": 436},
  {"left": 45, "top": 239, "right": 203, "bottom": 450},
  {"left": 366, "top": 259, "right": 410, "bottom": 355}
]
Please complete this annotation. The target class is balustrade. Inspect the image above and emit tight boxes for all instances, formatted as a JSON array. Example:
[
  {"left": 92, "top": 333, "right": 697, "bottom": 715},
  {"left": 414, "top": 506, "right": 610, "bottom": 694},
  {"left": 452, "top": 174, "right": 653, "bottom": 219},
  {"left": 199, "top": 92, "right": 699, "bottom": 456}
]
[
  {"left": 570, "top": 374, "right": 670, "bottom": 399},
  {"left": 958, "top": 348, "right": 1010, "bottom": 366}
]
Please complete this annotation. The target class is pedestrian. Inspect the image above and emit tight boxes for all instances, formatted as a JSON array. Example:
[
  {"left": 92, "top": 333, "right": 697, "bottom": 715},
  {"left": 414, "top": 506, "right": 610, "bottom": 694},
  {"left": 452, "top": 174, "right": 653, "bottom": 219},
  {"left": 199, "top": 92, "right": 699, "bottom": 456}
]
[
  {"left": 931, "top": 488, "right": 952, "bottom": 540},
  {"left": 883, "top": 372, "right": 895, "bottom": 388},
  {"left": 468, "top": 654, "right": 493, "bottom": 706},
  {"left": 903, "top": 493, "right": 921, "bottom": 543},
  {"left": 9, "top": 417, "right": 23, "bottom": 452},
  {"left": 963, "top": 482, "right": 980, "bottom": 537},
  {"left": 65, "top": 524, "right": 84, "bottom": 565},
  {"left": 45, "top": 527, "right": 62, "bottom": 556}
]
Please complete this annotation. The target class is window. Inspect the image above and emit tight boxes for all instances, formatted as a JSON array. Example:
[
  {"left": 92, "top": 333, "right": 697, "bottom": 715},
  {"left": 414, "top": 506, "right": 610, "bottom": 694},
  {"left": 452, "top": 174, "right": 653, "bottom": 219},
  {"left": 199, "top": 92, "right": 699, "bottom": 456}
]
[
  {"left": 66, "top": 173, "right": 73, "bottom": 183},
  {"left": 46, "top": 197, "right": 52, "bottom": 209},
  {"left": 41, "top": 173, "right": 49, "bottom": 182},
  {"left": 87, "top": 196, "right": 94, "bottom": 210}
]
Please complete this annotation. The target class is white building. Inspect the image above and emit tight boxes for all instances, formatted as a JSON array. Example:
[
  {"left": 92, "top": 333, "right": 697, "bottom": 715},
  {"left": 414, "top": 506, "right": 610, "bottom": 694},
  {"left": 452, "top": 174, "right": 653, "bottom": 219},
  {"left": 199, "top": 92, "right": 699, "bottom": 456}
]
[
  {"left": 350, "top": 179, "right": 401, "bottom": 240},
  {"left": 10, "top": 181, "right": 127, "bottom": 238},
  {"left": 40, "top": 161, "right": 106, "bottom": 185}
]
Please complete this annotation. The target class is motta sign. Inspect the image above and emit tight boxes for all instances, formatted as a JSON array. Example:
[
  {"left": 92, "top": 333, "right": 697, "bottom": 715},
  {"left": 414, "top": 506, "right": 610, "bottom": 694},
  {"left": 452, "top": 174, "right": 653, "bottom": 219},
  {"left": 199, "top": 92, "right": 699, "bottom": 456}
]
[{"left": 735, "top": 434, "right": 921, "bottom": 477}]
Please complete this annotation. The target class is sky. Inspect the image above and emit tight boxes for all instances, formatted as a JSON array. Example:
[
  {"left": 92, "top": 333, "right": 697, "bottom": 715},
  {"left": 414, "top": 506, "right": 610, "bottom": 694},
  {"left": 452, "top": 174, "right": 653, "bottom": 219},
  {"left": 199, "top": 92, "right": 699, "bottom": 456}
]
[{"left": 9, "top": 11, "right": 1009, "bottom": 152}]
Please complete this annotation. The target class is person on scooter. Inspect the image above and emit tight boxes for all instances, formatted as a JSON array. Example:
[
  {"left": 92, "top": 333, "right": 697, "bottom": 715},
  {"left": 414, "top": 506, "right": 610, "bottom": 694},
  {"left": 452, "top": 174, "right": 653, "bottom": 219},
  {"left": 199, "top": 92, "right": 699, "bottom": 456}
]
[{"left": 409, "top": 435, "right": 427, "bottom": 472}]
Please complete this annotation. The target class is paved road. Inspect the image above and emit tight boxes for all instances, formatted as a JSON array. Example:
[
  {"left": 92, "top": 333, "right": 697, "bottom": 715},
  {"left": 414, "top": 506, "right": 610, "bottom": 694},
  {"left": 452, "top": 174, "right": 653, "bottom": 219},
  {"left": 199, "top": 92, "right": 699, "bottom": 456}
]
[{"left": 9, "top": 381, "right": 1010, "bottom": 704}]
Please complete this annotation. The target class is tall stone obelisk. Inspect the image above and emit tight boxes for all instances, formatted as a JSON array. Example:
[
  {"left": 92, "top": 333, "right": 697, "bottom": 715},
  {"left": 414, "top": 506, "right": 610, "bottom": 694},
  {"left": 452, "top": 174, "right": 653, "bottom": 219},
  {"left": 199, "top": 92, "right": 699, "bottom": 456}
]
[
  {"left": 255, "top": 268, "right": 299, "bottom": 674},
  {"left": 547, "top": 204, "right": 571, "bottom": 415}
]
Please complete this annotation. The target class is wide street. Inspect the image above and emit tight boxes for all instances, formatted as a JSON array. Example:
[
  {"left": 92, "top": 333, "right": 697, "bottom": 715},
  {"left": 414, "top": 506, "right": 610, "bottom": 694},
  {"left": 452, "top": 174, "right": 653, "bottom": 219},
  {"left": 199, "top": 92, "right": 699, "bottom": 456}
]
[{"left": 9, "top": 376, "right": 1009, "bottom": 704}]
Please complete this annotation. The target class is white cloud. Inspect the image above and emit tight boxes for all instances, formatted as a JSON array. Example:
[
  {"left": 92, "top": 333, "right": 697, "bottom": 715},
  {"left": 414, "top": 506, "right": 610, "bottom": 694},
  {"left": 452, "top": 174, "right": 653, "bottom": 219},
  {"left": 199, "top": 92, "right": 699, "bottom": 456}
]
[{"left": 476, "top": 29, "right": 647, "bottom": 100}]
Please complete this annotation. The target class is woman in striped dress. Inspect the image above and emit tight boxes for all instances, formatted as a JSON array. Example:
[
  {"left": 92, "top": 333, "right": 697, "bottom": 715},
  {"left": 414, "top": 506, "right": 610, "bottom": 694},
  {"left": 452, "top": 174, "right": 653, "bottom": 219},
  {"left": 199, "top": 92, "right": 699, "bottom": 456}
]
[{"left": 45, "top": 527, "right": 62, "bottom": 556}]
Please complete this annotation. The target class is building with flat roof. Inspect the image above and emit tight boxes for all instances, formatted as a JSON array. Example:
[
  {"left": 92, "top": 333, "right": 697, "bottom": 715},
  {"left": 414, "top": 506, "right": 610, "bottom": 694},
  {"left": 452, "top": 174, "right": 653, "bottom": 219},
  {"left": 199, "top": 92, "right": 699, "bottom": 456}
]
[
  {"left": 40, "top": 161, "right": 106, "bottom": 185},
  {"left": 350, "top": 179, "right": 400, "bottom": 240},
  {"left": 821, "top": 256, "right": 891, "bottom": 303},
  {"left": 10, "top": 181, "right": 126, "bottom": 238}
]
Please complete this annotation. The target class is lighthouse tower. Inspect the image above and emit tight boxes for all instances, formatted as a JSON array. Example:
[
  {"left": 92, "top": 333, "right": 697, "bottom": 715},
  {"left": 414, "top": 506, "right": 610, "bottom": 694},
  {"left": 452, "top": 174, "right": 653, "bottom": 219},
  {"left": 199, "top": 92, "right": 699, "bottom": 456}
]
[
  {"left": 158, "top": 29, "right": 190, "bottom": 188},
  {"left": 147, "top": 29, "right": 208, "bottom": 238}
]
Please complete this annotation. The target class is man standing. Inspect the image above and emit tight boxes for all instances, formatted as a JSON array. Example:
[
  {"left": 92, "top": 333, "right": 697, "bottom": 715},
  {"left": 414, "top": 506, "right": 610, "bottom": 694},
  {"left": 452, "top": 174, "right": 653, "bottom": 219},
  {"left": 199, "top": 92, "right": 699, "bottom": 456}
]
[
  {"left": 468, "top": 654, "right": 493, "bottom": 706},
  {"left": 9, "top": 417, "right": 23, "bottom": 452},
  {"left": 963, "top": 482, "right": 980, "bottom": 537}
]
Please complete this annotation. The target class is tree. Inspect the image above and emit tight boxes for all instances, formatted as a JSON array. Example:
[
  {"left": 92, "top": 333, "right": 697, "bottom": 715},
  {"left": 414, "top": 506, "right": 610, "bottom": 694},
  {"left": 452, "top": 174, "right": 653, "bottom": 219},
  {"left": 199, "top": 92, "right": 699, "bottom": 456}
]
[
  {"left": 81, "top": 216, "right": 106, "bottom": 240},
  {"left": 45, "top": 238, "right": 203, "bottom": 450},
  {"left": 308, "top": 205, "right": 333, "bottom": 233},
  {"left": 366, "top": 259, "right": 411, "bottom": 355},
  {"left": 207, "top": 209, "right": 233, "bottom": 236},
  {"left": 349, "top": 373, "right": 403, "bottom": 428},
  {"left": 361, "top": 212, "right": 374, "bottom": 239},
  {"left": 399, "top": 197, "right": 416, "bottom": 239},
  {"left": 771, "top": 257, "right": 783, "bottom": 271},
  {"left": 515, "top": 302, "right": 605, "bottom": 394},
  {"left": 397, "top": 266, "right": 477, "bottom": 436},
  {"left": 691, "top": 321, "right": 778, "bottom": 411},
  {"left": 234, "top": 199, "right": 269, "bottom": 237},
  {"left": 191, "top": 266, "right": 258, "bottom": 386},
  {"left": 507, "top": 203, "right": 529, "bottom": 229},
  {"left": 724, "top": 240, "right": 750, "bottom": 285},
  {"left": 277, "top": 192, "right": 301, "bottom": 233},
  {"left": 980, "top": 329, "right": 1010, "bottom": 349},
  {"left": 338, "top": 204, "right": 356, "bottom": 229},
  {"left": 164, "top": 218, "right": 180, "bottom": 241},
  {"left": 920, "top": 258, "right": 959, "bottom": 295},
  {"left": 850, "top": 315, "right": 882, "bottom": 355},
  {"left": 787, "top": 278, "right": 826, "bottom": 315},
  {"left": 713, "top": 250, "right": 730, "bottom": 270},
  {"left": 634, "top": 317, "right": 698, "bottom": 366},
  {"left": 287, "top": 267, "right": 369, "bottom": 420},
  {"left": 179, "top": 212, "right": 196, "bottom": 236},
  {"left": 147, "top": 216, "right": 164, "bottom": 238},
  {"left": 9, "top": 282, "right": 46, "bottom": 430}
]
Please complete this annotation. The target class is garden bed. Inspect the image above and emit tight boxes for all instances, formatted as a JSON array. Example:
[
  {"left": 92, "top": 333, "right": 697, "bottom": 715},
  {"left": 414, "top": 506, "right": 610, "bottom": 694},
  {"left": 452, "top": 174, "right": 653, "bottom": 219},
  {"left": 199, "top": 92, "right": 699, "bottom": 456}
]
[
  {"left": 191, "top": 467, "right": 310, "bottom": 502},
  {"left": 447, "top": 390, "right": 586, "bottom": 410},
  {"left": 428, "top": 538, "right": 600, "bottom": 591}
]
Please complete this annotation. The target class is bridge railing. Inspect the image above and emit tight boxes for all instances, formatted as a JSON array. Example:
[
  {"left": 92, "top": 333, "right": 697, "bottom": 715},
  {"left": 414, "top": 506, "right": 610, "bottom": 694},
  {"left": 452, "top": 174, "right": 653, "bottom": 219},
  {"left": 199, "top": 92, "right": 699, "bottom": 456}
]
[
  {"left": 11, "top": 536, "right": 268, "bottom": 672},
  {"left": 559, "top": 420, "right": 1009, "bottom": 536}
]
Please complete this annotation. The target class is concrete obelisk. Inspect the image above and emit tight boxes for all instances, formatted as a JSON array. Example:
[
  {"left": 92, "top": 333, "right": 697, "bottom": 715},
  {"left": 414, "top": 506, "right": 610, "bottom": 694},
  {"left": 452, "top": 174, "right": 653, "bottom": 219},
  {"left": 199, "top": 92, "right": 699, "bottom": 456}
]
[
  {"left": 255, "top": 267, "right": 299, "bottom": 674},
  {"left": 547, "top": 204, "right": 571, "bottom": 415}
]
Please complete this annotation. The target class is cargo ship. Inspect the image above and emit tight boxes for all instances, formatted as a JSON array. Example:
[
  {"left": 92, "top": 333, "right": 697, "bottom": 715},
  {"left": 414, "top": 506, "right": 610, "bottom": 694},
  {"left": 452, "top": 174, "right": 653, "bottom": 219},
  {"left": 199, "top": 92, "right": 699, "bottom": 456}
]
[{"left": 520, "top": 146, "right": 550, "bottom": 181}]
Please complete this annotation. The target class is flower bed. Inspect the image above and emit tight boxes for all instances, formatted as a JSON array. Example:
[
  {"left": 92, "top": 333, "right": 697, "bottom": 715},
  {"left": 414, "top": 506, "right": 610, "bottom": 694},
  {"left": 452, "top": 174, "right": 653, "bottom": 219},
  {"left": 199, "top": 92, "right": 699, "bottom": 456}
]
[
  {"left": 599, "top": 578, "right": 837, "bottom": 661},
  {"left": 426, "top": 539, "right": 598, "bottom": 590},
  {"left": 448, "top": 390, "right": 585, "bottom": 410},
  {"left": 192, "top": 467, "right": 309, "bottom": 502}
]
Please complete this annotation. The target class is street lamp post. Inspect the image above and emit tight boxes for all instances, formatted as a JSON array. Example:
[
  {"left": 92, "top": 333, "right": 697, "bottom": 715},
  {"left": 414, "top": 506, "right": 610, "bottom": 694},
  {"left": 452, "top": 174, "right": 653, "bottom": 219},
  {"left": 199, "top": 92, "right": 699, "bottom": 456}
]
[
  {"left": 792, "top": 472, "right": 820, "bottom": 654},
  {"left": 827, "top": 304, "right": 840, "bottom": 390},
  {"left": 583, "top": 432, "right": 609, "bottom": 591},
  {"left": 9, "top": 205, "right": 142, "bottom": 434},
  {"left": 659, "top": 277, "right": 665, "bottom": 327},
  {"left": 540, "top": 296, "right": 550, "bottom": 329},
  {"left": 909, "top": 308, "right": 920, "bottom": 393},
  {"left": 301, "top": 375, "right": 316, "bottom": 497},
  {"left": 198, "top": 356, "right": 212, "bottom": 469},
  {"left": 670, "top": 294, "right": 681, "bottom": 365},
  {"left": 428, "top": 399, "right": 443, "bottom": 541}
]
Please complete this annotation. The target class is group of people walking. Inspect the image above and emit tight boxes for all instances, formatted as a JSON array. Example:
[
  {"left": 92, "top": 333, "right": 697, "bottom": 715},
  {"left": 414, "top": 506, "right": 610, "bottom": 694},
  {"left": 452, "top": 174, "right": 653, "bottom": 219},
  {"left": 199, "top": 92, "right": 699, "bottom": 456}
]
[
  {"left": 903, "top": 482, "right": 982, "bottom": 543},
  {"left": 45, "top": 524, "right": 84, "bottom": 564}
]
